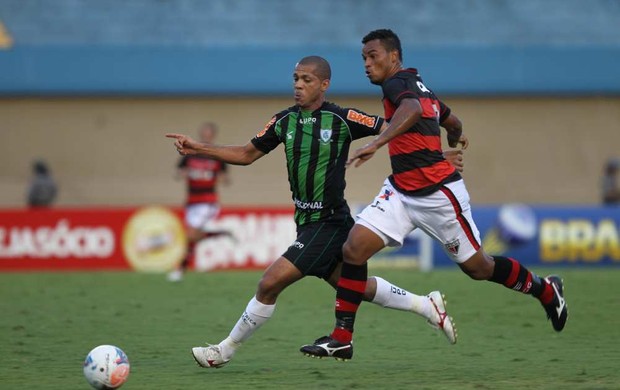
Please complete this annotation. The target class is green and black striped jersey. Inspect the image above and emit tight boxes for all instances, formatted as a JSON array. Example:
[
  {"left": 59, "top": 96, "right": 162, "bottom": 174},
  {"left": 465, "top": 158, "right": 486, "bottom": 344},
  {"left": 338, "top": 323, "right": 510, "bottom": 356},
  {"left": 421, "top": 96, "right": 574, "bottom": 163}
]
[{"left": 251, "top": 101, "right": 383, "bottom": 226}]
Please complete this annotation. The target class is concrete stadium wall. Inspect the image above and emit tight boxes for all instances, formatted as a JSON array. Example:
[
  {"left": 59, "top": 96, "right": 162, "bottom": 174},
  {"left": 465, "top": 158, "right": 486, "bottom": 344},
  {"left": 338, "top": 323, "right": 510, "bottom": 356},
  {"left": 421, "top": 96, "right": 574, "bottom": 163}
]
[{"left": 1, "top": 96, "right": 618, "bottom": 208}]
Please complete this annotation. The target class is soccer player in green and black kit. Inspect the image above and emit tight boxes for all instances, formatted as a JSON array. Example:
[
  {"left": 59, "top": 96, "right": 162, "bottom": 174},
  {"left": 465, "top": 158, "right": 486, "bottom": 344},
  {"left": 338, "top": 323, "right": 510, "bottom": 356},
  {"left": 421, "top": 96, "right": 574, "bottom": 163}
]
[{"left": 166, "top": 56, "right": 462, "bottom": 368}]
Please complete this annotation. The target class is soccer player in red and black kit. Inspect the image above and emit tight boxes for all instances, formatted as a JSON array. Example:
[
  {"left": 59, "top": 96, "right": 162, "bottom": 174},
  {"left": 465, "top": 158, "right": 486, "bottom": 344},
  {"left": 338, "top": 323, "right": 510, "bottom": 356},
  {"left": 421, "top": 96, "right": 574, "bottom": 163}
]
[
  {"left": 301, "top": 29, "right": 568, "bottom": 360},
  {"left": 167, "top": 122, "right": 230, "bottom": 282}
]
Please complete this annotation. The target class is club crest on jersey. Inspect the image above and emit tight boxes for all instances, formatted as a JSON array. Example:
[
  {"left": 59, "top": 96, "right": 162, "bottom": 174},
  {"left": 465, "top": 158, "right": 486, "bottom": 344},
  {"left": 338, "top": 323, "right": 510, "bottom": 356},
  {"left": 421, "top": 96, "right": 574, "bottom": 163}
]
[
  {"left": 444, "top": 239, "right": 460, "bottom": 255},
  {"left": 320, "top": 129, "right": 332, "bottom": 143}
]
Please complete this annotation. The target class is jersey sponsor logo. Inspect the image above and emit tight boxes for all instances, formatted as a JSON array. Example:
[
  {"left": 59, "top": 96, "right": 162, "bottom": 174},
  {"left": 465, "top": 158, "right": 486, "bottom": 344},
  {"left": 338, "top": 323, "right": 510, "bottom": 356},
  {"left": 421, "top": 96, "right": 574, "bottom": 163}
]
[
  {"left": 320, "top": 129, "right": 332, "bottom": 143},
  {"left": 299, "top": 117, "right": 316, "bottom": 124},
  {"left": 347, "top": 109, "right": 376, "bottom": 128},
  {"left": 256, "top": 116, "right": 276, "bottom": 138},
  {"left": 379, "top": 189, "right": 394, "bottom": 201},
  {"left": 444, "top": 239, "right": 460, "bottom": 255},
  {"left": 287, "top": 131, "right": 294, "bottom": 140},
  {"left": 291, "top": 241, "right": 305, "bottom": 249},
  {"left": 293, "top": 198, "right": 323, "bottom": 210}
]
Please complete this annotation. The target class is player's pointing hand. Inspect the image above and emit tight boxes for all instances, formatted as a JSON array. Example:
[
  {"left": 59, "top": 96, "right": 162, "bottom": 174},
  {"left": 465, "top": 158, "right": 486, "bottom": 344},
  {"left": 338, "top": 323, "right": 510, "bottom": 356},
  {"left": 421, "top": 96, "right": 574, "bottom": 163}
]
[{"left": 166, "top": 133, "right": 200, "bottom": 155}]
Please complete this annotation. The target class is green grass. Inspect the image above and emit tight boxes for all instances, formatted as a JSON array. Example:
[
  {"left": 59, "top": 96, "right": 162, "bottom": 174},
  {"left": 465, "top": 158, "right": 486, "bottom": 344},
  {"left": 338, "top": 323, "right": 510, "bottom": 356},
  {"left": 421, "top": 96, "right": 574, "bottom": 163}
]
[{"left": 1, "top": 269, "right": 618, "bottom": 389}]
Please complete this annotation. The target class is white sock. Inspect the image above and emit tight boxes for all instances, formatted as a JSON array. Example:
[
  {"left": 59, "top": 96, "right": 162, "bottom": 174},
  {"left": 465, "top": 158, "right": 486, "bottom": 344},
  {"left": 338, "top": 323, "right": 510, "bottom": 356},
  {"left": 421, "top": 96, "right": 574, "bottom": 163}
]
[
  {"left": 370, "top": 276, "right": 432, "bottom": 319},
  {"left": 218, "top": 296, "right": 275, "bottom": 360}
]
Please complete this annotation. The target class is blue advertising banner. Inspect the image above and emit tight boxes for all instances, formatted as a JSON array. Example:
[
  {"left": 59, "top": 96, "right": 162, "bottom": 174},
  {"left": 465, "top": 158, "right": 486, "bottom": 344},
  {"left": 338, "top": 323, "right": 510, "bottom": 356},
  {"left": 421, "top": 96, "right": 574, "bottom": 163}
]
[
  {"left": 432, "top": 205, "right": 620, "bottom": 268},
  {"left": 359, "top": 204, "right": 620, "bottom": 270}
]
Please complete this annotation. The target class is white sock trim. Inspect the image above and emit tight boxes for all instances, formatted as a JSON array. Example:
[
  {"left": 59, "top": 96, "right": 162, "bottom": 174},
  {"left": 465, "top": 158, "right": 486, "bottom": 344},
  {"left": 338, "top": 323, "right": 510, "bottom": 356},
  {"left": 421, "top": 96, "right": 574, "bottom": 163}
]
[
  {"left": 227, "top": 295, "right": 276, "bottom": 347},
  {"left": 370, "top": 276, "right": 428, "bottom": 316},
  {"left": 247, "top": 296, "right": 276, "bottom": 318},
  {"left": 371, "top": 276, "right": 392, "bottom": 307}
]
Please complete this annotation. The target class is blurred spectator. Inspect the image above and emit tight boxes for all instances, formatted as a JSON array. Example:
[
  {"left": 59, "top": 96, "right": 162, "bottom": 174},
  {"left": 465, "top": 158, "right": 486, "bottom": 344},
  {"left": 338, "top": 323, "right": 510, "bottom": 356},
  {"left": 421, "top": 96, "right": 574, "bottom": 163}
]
[
  {"left": 27, "top": 160, "right": 58, "bottom": 208},
  {"left": 602, "top": 158, "right": 620, "bottom": 205}
]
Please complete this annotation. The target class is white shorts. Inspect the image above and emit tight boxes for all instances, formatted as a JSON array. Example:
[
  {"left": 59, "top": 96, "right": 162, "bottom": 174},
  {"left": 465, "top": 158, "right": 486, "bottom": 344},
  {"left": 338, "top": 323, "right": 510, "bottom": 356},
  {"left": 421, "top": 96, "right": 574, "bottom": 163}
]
[
  {"left": 356, "top": 178, "right": 481, "bottom": 263},
  {"left": 185, "top": 203, "right": 220, "bottom": 230}
]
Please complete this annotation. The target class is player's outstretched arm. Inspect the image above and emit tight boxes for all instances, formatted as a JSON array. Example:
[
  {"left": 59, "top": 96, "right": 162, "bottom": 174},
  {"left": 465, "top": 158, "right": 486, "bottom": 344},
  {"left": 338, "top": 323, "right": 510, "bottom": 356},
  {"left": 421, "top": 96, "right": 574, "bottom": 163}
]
[{"left": 165, "top": 133, "right": 265, "bottom": 166}]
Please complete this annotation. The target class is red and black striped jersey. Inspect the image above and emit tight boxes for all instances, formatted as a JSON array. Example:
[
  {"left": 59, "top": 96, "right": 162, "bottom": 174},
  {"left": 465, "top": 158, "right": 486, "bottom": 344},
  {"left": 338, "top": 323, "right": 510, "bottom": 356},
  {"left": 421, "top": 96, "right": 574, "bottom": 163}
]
[
  {"left": 382, "top": 68, "right": 461, "bottom": 196},
  {"left": 178, "top": 155, "right": 227, "bottom": 205}
]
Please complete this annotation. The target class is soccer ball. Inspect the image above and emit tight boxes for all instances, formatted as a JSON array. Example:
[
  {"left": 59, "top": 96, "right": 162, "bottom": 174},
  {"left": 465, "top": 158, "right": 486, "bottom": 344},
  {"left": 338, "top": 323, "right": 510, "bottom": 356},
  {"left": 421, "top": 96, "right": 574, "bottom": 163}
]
[{"left": 83, "top": 345, "right": 131, "bottom": 389}]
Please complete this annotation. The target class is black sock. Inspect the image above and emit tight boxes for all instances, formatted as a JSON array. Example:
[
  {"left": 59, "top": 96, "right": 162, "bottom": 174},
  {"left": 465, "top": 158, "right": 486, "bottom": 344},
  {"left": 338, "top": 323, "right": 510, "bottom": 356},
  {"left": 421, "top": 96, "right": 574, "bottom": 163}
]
[
  {"left": 331, "top": 262, "right": 367, "bottom": 343},
  {"left": 489, "top": 256, "right": 553, "bottom": 304}
]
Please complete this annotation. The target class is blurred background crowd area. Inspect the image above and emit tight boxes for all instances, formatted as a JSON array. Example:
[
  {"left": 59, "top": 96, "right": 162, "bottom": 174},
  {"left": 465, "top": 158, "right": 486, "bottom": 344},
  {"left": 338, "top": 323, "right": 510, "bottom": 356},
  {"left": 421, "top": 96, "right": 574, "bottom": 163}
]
[{"left": 0, "top": 0, "right": 619, "bottom": 207}]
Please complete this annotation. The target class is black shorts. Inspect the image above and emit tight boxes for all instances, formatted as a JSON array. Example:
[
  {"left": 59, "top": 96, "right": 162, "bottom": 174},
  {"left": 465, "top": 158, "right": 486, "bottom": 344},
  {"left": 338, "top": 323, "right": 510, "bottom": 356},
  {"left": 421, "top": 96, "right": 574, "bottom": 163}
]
[{"left": 282, "top": 216, "right": 354, "bottom": 279}]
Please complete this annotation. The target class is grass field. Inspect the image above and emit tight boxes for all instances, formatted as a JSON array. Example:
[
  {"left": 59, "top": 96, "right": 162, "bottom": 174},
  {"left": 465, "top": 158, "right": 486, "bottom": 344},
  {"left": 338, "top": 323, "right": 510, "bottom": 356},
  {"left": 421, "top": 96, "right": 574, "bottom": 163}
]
[{"left": 1, "top": 268, "right": 619, "bottom": 389}]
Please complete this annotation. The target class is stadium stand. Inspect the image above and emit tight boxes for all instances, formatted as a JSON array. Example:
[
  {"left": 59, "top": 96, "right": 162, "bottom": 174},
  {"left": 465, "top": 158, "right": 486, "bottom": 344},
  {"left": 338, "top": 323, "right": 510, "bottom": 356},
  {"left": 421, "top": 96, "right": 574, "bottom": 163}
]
[
  {"left": 0, "top": 0, "right": 619, "bottom": 95},
  {"left": 2, "top": 0, "right": 620, "bottom": 46}
]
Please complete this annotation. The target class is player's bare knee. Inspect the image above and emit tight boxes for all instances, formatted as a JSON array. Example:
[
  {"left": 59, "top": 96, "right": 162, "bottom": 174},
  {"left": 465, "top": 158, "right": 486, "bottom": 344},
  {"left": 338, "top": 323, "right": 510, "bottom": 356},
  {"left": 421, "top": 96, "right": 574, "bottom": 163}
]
[
  {"left": 460, "top": 250, "right": 494, "bottom": 280},
  {"left": 342, "top": 241, "right": 354, "bottom": 261},
  {"left": 256, "top": 275, "right": 282, "bottom": 301},
  {"left": 460, "top": 259, "right": 494, "bottom": 280},
  {"left": 470, "top": 263, "right": 495, "bottom": 280},
  {"left": 342, "top": 241, "right": 366, "bottom": 264}
]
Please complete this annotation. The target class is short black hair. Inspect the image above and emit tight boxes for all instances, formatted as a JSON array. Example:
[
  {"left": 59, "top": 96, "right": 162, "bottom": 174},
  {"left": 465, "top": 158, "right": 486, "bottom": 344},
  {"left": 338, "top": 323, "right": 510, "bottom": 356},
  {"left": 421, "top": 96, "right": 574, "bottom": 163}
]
[
  {"left": 298, "top": 55, "right": 332, "bottom": 81},
  {"left": 362, "top": 29, "right": 402, "bottom": 62}
]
